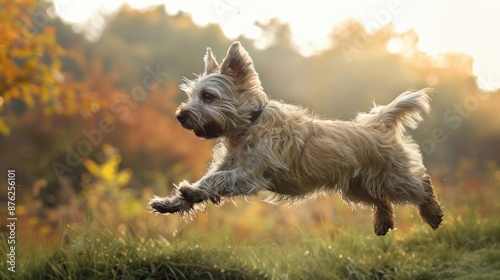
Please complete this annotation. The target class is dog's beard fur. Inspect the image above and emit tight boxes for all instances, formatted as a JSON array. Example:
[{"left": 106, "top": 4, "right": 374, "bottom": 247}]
[{"left": 149, "top": 42, "right": 444, "bottom": 236}]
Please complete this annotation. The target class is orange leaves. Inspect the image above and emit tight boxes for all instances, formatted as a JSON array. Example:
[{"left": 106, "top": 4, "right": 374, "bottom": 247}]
[
  {"left": 43, "top": 26, "right": 55, "bottom": 36},
  {"left": 21, "top": 84, "right": 35, "bottom": 107},
  {"left": 0, "top": 1, "right": 76, "bottom": 135},
  {"left": 0, "top": 28, "right": 18, "bottom": 45}
]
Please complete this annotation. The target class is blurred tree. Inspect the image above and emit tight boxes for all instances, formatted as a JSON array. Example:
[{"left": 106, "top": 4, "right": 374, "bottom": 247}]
[{"left": 0, "top": 0, "right": 77, "bottom": 135}]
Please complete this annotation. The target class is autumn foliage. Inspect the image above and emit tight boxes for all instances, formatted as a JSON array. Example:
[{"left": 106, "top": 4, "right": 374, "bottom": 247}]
[{"left": 0, "top": 0, "right": 79, "bottom": 135}]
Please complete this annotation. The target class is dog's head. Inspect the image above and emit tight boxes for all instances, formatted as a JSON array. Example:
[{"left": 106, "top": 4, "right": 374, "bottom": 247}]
[{"left": 176, "top": 42, "right": 269, "bottom": 139}]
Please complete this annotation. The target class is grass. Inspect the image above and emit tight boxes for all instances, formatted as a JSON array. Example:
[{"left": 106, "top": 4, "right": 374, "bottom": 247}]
[{"left": 1, "top": 210, "right": 499, "bottom": 279}]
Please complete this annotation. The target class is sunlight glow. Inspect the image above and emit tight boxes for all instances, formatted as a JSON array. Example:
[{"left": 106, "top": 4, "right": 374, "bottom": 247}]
[
  {"left": 386, "top": 38, "right": 403, "bottom": 54},
  {"left": 53, "top": 0, "right": 500, "bottom": 90}
]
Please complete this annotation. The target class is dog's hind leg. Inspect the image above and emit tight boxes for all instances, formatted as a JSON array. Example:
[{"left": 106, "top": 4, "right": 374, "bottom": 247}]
[
  {"left": 344, "top": 177, "right": 394, "bottom": 235},
  {"left": 373, "top": 197, "right": 395, "bottom": 236},
  {"left": 418, "top": 175, "right": 444, "bottom": 230}
]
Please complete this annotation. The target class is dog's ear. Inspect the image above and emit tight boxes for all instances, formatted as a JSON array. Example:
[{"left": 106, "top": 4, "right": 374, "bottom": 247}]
[
  {"left": 220, "top": 42, "right": 261, "bottom": 89},
  {"left": 204, "top": 47, "right": 220, "bottom": 74}
]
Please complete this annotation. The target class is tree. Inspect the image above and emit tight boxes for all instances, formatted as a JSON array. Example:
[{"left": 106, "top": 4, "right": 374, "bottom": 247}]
[{"left": 0, "top": 0, "right": 76, "bottom": 135}]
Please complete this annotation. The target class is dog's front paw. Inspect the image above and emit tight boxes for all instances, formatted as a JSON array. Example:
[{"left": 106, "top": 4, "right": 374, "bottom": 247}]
[
  {"left": 178, "top": 181, "right": 207, "bottom": 204},
  {"left": 148, "top": 195, "right": 193, "bottom": 214}
]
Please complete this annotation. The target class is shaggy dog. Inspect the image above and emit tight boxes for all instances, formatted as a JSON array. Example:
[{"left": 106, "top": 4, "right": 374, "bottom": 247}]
[{"left": 149, "top": 42, "right": 443, "bottom": 235}]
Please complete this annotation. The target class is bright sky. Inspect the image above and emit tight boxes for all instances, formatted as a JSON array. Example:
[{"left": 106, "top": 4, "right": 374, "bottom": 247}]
[{"left": 53, "top": 0, "right": 500, "bottom": 90}]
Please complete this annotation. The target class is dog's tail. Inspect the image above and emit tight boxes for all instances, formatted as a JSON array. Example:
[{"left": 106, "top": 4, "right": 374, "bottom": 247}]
[{"left": 355, "top": 88, "right": 431, "bottom": 135}]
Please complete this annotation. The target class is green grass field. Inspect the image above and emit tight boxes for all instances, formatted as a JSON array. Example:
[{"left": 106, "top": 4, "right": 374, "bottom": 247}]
[{"left": 2, "top": 209, "right": 499, "bottom": 280}]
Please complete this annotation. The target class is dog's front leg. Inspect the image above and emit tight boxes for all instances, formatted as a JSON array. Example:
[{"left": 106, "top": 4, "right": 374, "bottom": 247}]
[
  {"left": 148, "top": 170, "right": 258, "bottom": 215},
  {"left": 149, "top": 162, "right": 266, "bottom": 216},
  {"left": 179, "top": 167, "right": 266, "bottom": 205},
  {"left": 148, "top": 159, "right": 228, "bottom": 216},
  {"left": 148, "top": 156, "right": 231, "bottom": 215},
  {"left": 148, "top": 184, "right": 197, "bottom": 216}
]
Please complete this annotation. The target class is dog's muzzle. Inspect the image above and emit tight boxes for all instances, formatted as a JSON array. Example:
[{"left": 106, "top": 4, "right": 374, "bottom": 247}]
[
  {"left": 176, "top": 111, "right": 222, "bottom": 139},
  {"left": 194, "top": 123, "right": 222, "bottom": 139},
  {"left": 176, "top": 111, "right": 188, "bottom": 125}
]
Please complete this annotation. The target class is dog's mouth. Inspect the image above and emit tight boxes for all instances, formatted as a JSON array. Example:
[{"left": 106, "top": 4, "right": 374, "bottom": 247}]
[
  {"left": 177, "top": 110, "right": 223, "bottom": 139},
  {"left": 193, "top": 123, "right": 223, "bottom": 139}
]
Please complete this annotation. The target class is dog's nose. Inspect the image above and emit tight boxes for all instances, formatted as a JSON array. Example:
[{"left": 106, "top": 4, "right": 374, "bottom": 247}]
[{"left": 177, "top": 112, "right": 187, "bottom": 124}]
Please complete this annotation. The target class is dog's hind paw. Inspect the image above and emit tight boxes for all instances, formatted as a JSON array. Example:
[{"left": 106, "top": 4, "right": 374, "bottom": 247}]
[
  {"left": 374, "top": 220, "right": 395, "bottom": 236},
  {"left": 419, "top": 203, "right": 444, "bottom": 230}
]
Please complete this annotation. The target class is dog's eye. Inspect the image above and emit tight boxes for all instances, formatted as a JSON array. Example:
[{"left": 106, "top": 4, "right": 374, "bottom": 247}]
[{"left": 201, "top": 91, "right": 214, "bottom": 103}]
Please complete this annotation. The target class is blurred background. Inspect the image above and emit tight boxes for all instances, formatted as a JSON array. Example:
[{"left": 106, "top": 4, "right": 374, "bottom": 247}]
[{"left": 1, "top": 0, "right": 499, "bottom": 245}]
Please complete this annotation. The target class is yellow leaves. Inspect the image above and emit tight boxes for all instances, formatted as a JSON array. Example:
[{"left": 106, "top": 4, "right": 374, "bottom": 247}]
[
  {"left": 83, "top": 158, "right": 100, "bottom": 177},
  {"left": 80, "top": 145, "right": 140, "bottom": 222},
  {"left": 116, "top": 169, "right": 133, "bottom": 186},
  {"left": 102, "top": 155, "right": 121, "bottom": 182},
  {"left": 7, "top": 87, "right": 20, "bottom": 99},
  {"left": 12, "top": 48, "right": 34, "bottom": 58},
  {"left": 4, "top": 85, "right": 35, "bottom": 107},
  {"left": 0, "top": 0, "right": 77, "bottom": 135},
  {"left": 0, "top": 117, "right": 11, "bottom": 136},
  {"left": 83, "top": 148, "right": 133, "bottom": 187},
  {"left": 2, "top": 60, "right": 17, "bottom": 85},
  {"left": 40, "top": 86, "right": 49, "bottom": 102},
  {"left": 21, "top": 84, "right": 35, "bottom": 107}
]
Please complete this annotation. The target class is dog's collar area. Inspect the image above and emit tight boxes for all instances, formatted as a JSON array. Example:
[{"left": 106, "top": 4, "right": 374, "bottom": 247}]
[{"left": 250, "top": 107, "right": 264, "bottom": 123}]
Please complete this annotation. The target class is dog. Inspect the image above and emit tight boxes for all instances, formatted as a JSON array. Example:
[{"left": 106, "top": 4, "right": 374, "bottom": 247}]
[{"left": 149, "top": 41, "right": 444, "bottom": 236}]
